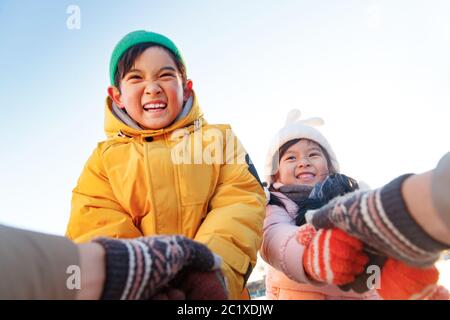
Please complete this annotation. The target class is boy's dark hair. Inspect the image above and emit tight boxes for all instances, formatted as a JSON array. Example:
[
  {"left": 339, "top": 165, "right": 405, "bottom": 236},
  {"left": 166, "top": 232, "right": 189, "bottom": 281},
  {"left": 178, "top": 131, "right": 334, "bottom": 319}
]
[
  {"left": 267, "top": 138, "right": 336, "bottom": 211},
  {"left": 114, "top": 42, "right": 187, "bottom": 90}
]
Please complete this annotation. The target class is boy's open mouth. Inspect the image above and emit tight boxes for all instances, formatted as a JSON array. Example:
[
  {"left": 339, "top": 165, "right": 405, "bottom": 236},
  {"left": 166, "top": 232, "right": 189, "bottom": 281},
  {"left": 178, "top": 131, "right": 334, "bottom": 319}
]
[{"left": 143, "top": 103, "right": 167, "bottom": 111}]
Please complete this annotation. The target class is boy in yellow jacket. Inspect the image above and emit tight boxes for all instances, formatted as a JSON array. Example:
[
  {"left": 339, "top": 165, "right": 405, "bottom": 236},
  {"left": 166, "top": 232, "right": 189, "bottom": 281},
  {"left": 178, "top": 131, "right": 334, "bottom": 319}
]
[{"left": 66, "top": 30, "right": 266, "bottom": 299}]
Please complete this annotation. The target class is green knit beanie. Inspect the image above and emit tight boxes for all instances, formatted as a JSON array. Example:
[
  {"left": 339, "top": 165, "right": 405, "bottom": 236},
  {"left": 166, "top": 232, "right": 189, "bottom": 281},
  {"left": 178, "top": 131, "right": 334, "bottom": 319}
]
[{"left": 109, "top": 30, "right": 185, "bottom": 85}]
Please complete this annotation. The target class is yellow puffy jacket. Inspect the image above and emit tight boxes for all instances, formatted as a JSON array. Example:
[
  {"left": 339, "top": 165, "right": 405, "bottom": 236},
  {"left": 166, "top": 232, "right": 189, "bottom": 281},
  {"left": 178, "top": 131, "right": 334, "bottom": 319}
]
[{"left": 66, "top": 94, "right": 266, "bottom": 299}]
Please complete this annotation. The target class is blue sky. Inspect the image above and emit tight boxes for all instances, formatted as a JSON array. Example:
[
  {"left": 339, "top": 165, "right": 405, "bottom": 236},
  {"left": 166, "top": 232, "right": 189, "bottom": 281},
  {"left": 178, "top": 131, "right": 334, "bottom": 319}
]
[{"left": 1, "top": 0, "right": 450, "bottom": 235}]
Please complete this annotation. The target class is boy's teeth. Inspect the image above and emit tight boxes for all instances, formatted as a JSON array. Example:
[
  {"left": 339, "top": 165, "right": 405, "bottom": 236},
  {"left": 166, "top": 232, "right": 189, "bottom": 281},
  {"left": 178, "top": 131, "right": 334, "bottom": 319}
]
[{"left": 145, "top": 103, "right": 166, "bottom": 109}]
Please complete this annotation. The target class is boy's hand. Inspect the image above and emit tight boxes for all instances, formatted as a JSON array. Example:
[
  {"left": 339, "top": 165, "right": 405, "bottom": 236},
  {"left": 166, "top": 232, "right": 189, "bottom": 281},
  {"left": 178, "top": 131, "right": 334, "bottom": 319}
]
[
  {"left": 169, "top": 269, "right": 229, "bottom": 300},
  {"left": 93, "top": 235, "right": 222, "bottom": 300},
  {"left": 377, "top": 258, "right": 441, "bottom": 300},
  {"left": 152, "top": 288, "right": 186, "bottom": 300},
  {"left": 299, "top": 225, "right": 369, "bottom": 285}
]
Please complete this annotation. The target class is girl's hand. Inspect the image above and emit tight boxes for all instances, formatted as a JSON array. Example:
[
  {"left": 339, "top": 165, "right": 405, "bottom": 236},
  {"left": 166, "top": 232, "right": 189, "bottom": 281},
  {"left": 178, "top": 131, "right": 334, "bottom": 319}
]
[
  {"left": 300, "top": 226, "right": 369, "bottom": 285},
  {"left": 310, "top": 175, "right": 448, "bottom": 267}
]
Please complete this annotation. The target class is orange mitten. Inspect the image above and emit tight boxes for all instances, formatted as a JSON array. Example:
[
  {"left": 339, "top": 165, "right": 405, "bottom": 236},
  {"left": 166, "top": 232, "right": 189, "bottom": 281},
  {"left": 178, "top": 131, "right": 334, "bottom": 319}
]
[
  {"left": 300, "top": 226, "right": 369, "bottom": 285},
  {"left": 378, "top": 258, "right": 440, "bottom": 300}
]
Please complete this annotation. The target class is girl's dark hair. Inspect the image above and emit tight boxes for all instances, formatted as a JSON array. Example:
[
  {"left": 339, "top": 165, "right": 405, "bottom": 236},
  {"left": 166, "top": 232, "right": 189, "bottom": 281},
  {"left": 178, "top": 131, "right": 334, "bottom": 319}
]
[
  {"left": 114, "top": 42, "right": 187, "bottom": 90},
  {"left": 267, "top": 138, "right": 336, "bottom": 211}
]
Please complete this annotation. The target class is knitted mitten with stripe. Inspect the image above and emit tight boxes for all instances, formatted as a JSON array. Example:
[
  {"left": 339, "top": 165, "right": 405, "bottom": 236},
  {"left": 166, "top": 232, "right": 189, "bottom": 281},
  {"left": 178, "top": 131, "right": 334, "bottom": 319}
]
[
  {"left": 298, "top": 225, "right": 445, "bottom": 299},
  {"left": 310, "top": 174, "right": 449, "bottom": 267},
  {"left": 299, "top": 225, "right": 369, "bottom": 285},
  {"left": 93, "top": 235, "right": 222, "bottom": 300}
]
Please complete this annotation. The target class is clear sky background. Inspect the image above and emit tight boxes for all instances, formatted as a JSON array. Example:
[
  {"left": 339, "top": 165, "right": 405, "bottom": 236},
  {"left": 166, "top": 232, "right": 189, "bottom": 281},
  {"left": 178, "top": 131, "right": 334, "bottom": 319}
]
[{"left": 1, "top": 0, "right": 450, "bottom": 236}]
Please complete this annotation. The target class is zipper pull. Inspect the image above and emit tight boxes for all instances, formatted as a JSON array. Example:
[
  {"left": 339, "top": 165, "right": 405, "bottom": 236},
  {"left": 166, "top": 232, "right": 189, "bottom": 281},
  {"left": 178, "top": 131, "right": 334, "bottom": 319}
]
[{"left": 194, "top": 118, "right": 202, "bottom": 131}]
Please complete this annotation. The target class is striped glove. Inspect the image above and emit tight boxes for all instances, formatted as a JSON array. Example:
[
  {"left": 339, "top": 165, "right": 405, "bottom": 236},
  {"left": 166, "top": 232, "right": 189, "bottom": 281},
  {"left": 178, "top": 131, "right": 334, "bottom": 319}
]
[
  {"left": 93, "top": 235, "right": 222, "bottom": 300},
  {"left": 299, "top": 225, "right": 369, "bottom": 285},
  {"left": 310, "top": 174, "right": 449, "bottom": 267}
]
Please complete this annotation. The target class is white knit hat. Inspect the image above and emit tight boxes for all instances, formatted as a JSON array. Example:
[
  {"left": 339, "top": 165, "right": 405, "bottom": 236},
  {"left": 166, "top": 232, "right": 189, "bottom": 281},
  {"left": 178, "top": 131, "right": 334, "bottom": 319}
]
[{"left": 264, "top": 109, "right": 340, "bottom": 186}]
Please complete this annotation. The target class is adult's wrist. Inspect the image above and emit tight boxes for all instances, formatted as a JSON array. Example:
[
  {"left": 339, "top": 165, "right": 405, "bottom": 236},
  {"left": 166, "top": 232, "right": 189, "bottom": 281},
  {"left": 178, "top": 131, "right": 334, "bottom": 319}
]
[
  {"left": 380, "top": 174, "right": 448, "bottom": 265},
  {"left": 431, "top": 152, "right": 450, "bottom": 234},
  {"left": 76, "top": 242, "right": 106, "bottom": 300}
]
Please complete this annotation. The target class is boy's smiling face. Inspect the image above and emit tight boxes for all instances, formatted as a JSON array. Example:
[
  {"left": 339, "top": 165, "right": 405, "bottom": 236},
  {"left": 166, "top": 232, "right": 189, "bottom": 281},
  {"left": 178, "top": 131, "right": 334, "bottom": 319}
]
[{"left": 109, "top": 46, "right": 190, "bottom": 130}]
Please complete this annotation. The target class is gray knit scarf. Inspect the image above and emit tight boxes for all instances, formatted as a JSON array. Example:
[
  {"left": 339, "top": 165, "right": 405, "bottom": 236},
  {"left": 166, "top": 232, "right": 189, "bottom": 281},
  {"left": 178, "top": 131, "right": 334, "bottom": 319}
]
[{"left": 277, "top": 184, "right": 314, "bottom": 204}]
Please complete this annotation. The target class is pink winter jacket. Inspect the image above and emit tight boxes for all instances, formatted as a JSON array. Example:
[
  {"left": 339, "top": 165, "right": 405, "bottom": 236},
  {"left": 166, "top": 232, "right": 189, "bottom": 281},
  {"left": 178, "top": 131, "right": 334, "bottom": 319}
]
[{"left": 260, "top": 192, "right": 380, "bottom": 300}]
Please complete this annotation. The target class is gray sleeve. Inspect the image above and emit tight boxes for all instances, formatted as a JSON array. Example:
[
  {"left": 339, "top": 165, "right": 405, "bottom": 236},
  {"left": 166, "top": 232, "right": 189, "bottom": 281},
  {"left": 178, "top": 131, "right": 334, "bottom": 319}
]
[
  {"left": 432, "top": 152, "right": 450, "bottom": 231},
  {"left": 0, "top": 224, "right": 80, "bottom": 299}
]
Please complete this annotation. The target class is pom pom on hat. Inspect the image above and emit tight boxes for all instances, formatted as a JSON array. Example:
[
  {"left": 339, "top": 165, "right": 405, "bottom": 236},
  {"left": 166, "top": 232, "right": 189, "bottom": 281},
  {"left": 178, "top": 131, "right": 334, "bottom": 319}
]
[
  {"left": 264, "top": 109, "right": 340, "bottom": 186},
  {"left": 284, "top": 109, "right": 324, "bottom": 127}
]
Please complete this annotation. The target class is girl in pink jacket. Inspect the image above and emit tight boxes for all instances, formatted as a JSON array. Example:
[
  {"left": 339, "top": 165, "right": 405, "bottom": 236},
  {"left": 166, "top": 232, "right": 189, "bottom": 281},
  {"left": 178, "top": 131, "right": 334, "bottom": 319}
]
[
  {"left": 259, "top": 110, "right": 380, "bottom": 300},
  {"left": 260, "top": 110, "right": 448, "bottom": 300}
]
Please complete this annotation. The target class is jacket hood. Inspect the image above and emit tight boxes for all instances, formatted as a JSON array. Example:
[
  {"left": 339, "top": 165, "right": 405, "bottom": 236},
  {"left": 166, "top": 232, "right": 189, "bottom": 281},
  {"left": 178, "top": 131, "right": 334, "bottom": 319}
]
[{"left": 104, "top": 92, "right": 204, "bottom": 138}]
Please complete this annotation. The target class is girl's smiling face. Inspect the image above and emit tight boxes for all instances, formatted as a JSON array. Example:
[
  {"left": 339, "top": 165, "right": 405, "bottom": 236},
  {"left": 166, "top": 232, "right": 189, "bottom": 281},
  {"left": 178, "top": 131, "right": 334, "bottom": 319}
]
[{"left": 275, "top": 139, "right": 330, "bottom": 187}]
